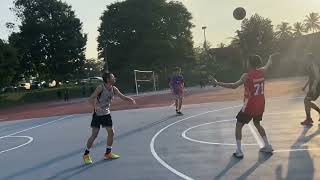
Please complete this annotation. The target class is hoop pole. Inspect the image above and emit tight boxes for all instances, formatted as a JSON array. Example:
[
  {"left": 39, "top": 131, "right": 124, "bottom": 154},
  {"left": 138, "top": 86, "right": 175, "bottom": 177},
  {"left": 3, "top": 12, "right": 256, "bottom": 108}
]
[
  {"left": 153, "top": 71, "right": 156, "bottom": 91},
  {"left": 134, "top": 70, "right": 139, "bottom": 95}
]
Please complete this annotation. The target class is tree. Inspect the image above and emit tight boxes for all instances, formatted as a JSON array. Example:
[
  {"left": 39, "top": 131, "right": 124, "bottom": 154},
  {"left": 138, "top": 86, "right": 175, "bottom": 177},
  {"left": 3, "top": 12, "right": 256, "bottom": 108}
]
[
  {"left": 292, "top": 22, "right": 305, "bottom": 37},
  {"left": 9, "top": 0, "right": 87, "bottom": 81},
  {"left": 304, "top": 12, "right": 320, "bottom": 33},
  {"left": 275, "top": 22, "right": 293, "bottom": 40},
  {"left": 229, "top": 36, "right": 240, "bottom": 48},
  {"left": 83, "top": 58, "right": 104, "bottom": 78},
  {"left": 0, "top": 40, "right": 19, "bottom": 87},
  {"left": 97, "top": 0, "right": 194, "bottom": 90},
  {"left": 234, "top": 14, "right": 275, "bottom": 59}
]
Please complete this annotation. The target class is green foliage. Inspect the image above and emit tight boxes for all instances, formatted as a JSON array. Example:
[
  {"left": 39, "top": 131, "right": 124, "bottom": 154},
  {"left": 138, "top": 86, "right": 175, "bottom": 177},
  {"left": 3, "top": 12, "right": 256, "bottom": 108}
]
[
  {"left": 0, "top": 84, "right": 98, "bottom": 108},
  {"left": 292, "top": 22, "right": 305, "bottom": 37},
  {"left": 275, "top": 22, "right": 293, "bottom": 40},
  {"left": 304, "top": 12, "right": 320, "bottom": 33},
  {"left": 235, "top": 14, "right": 275, "bottom": 59},
  {"left": 9, "top": 0, "right": 87, "bottom": 81},
  {"left": 82, "top": 59, "right": 104, "bottom": 78},
  {"left": 0, "top": 40, "right": 19, "bottom": 87},
  {"left": 97, "top": 0, "right": 194, "bottom": 90}
]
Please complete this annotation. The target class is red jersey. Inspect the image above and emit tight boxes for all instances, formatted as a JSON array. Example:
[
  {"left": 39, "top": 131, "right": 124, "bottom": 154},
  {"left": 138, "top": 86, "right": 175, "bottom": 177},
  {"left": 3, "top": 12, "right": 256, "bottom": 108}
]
[{"left": 241, "top": 69, "right": 265, "bottom": 115}]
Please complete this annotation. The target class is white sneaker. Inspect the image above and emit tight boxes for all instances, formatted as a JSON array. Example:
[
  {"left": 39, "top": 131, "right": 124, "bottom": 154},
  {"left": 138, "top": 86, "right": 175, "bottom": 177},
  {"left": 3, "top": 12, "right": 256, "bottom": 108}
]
[
  {"left": 260, "top": 145, "right": 274, "bottom": 153},
  {"left": 233, "top": 151, "right": 244, "bottom": 158}
]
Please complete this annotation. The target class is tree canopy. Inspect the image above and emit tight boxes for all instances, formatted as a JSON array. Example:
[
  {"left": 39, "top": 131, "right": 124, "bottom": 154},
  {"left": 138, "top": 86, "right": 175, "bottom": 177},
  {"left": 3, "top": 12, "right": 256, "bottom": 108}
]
[{"left": 9, "top": 0, "right": 87, "bottom": 81}]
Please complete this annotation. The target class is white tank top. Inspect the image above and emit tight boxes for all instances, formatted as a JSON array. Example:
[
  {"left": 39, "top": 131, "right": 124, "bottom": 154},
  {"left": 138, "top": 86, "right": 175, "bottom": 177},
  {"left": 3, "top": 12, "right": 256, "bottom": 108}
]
[{"left": 95, "top": 84, "right": 114, "bottom": 115}]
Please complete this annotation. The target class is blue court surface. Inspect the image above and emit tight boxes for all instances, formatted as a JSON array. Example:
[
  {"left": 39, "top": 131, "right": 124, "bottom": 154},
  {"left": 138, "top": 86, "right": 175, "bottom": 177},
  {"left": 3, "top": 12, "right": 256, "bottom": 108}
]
[{"left": 0, "top": 96, "right": 319, "bottom": 180}]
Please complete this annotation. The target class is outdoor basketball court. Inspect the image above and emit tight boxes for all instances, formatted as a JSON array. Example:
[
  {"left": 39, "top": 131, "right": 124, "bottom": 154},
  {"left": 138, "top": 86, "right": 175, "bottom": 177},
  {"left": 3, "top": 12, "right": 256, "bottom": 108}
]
[{"left": 1, "top": 94, "right": 319, "bottom": 180}]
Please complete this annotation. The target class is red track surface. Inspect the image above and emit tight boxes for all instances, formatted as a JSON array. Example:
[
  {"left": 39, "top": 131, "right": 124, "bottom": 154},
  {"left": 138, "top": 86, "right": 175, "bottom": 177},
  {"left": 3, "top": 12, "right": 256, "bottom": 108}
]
[{"left": 0, "top": 78, "right": 305, "bottom": 121}]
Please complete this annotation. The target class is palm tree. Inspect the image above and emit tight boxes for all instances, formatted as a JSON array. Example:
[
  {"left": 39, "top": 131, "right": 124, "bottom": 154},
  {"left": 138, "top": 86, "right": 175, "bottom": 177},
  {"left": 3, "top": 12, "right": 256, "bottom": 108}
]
[
  {"left": 275, "top": 22, "right": 293, "bottom": 40},
  {"left": 292, "top": 22, "right": 305, "bottom": 37},
  {"left": 304, "top": 12, "right": 320, "bottom": 33}
]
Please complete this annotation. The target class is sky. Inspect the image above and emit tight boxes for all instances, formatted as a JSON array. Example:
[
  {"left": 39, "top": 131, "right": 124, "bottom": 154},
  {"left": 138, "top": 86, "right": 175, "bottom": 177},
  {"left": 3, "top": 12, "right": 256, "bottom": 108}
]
[{"left": 1, "top": 0, "right": 320, "bottom": 59}]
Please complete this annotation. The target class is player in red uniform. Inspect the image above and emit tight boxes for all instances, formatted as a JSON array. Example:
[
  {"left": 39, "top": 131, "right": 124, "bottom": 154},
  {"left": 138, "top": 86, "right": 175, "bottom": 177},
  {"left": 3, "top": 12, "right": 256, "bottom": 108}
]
[{"left": 210, "top": 53, "right": 279, "bottom": 158}]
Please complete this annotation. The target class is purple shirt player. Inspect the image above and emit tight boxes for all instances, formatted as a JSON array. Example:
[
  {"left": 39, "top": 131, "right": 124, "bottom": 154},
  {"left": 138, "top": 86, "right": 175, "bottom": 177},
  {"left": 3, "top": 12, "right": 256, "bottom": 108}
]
[{"left": 170, "top": 74, "right": 184, "bottom": 96}]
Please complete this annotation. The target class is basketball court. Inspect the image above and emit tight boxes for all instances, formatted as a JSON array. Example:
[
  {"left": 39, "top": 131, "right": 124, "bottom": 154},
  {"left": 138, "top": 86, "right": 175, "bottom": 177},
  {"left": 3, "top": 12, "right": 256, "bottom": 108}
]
[{"left": 1, "top": 87, "right": 320, "bottom": 180}]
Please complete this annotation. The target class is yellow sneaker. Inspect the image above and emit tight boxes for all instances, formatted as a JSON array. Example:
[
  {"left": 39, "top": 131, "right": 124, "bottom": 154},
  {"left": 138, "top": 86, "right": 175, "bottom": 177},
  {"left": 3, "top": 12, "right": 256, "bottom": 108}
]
[
  {"left": 83, "top": 154, "right": 93, "bottom": 164},
  {"left": 104, "top": 152, "right": 120, "bottom": 159}
]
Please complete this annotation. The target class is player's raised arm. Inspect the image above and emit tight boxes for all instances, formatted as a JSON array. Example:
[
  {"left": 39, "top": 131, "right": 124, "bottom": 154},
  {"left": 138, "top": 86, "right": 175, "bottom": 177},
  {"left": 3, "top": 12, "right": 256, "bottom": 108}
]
[
  {"left": 310, "top": 62, "right": 320, "bottom": 93},
  {"left": 259, "top": 52, "right": 280, "bottom": 72},
  {"left": 209, "top": 73, "right": 247, "bottom": 89}
]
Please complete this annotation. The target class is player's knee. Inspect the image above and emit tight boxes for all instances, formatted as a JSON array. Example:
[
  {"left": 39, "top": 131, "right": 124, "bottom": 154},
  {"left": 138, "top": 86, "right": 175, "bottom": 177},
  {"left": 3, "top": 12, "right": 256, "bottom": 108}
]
[{"left": 236, "top": 122, "right": 244, "bottom": 128}]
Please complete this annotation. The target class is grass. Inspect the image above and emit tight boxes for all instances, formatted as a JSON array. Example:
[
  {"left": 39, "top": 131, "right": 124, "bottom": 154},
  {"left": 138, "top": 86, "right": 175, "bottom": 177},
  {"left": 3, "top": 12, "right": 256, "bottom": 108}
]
[{"left": 0, "top": 83, "right": 98, "bottom": 109}]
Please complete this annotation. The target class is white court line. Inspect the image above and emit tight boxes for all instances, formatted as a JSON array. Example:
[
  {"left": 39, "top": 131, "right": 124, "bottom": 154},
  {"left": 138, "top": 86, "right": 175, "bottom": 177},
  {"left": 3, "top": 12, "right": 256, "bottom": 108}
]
[
  {"left": 274, "top": 148, "right": 320, "bottom": 152},
  {"left": 150, "top": 105, "right": 242, "bottom": 180},
  {"left": 0, "top": 115, "right": 73, "bottom": 155},
  {"left": 182, "top": 119, "right": 258, "bottom": 146},
  {"left": 0, "top": 136, "right": 33, "bottom": 154},
  {"left": 181, "top": 111, "right": 305, "bottom": 147},
  {"left": 0, "top": 115, "right": 73, "bottom": 139},
  {"left": 150, "top": 96, "right": 308, "bottom": 180}
]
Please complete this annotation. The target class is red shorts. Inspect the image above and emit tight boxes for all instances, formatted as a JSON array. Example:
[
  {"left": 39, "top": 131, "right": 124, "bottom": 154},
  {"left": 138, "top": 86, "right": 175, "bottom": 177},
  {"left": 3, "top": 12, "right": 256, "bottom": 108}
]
[{"left": 241, "top": 98, "right": 265, "bottom": 116}]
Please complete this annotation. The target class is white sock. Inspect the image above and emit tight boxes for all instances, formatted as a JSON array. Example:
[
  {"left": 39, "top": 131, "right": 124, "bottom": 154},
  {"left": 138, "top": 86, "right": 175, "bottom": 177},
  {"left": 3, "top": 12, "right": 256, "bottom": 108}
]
[
  {"left": 236, "top": 140, "right": 242, "bottom": 152},
  {"left": 262, "top": 136, "right": 270, "bottom": 146}
]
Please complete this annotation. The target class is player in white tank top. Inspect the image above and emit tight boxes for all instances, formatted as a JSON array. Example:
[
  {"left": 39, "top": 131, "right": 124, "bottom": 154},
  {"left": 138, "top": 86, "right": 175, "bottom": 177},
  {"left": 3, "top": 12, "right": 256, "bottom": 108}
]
[{"left": 83, "top": 72, "right": 136, "bottom": 164}]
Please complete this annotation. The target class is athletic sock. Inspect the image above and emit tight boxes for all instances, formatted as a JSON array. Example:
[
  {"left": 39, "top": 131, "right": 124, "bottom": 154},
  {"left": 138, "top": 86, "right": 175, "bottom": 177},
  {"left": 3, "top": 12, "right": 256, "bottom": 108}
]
[
  {"left": 106, "top": 146, "right": 112, "bottom": 154},
  {"left": 262, "top": 136, "right": 270, "bottom": 146},
  {"left": 84, "top": 149, "right": 90, "bottom": 155}
]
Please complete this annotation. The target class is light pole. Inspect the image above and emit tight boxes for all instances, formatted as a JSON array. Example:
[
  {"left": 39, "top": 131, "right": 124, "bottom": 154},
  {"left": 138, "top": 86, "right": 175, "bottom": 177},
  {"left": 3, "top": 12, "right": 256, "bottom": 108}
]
[
  {"left": 202, "top": 26, "right": 207, "bottom": 50},
  {"left": 104, "top": 43, "right": 109, "bottom": 72},
  {"left": 84, "top": 68, "right": 88, "bottom": 78}
]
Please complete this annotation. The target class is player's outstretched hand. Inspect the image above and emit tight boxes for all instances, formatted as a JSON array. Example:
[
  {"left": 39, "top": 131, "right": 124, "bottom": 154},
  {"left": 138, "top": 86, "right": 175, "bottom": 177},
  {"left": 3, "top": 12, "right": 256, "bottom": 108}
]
[{"left": 130, "top": 98, "right": 136, "bottom": 105}]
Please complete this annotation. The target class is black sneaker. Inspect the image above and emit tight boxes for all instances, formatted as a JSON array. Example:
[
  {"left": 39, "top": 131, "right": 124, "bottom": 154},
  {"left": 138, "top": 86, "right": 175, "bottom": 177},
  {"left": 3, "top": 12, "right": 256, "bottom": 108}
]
[
  {"left": 301, "top": 120, "right": 313, "bottom": 126},
  {"left": 233, "top": 151, "right": 244, "bottom": 159},
  {"left": 176, "top": 111, "right": 183, "bottom": 115}
]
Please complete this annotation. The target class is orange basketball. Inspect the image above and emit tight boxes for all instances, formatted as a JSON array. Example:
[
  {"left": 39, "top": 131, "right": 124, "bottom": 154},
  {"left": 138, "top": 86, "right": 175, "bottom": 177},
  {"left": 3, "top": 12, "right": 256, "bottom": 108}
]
[{"left": 233, "top": 7, "right": 246, "bottom": 20}]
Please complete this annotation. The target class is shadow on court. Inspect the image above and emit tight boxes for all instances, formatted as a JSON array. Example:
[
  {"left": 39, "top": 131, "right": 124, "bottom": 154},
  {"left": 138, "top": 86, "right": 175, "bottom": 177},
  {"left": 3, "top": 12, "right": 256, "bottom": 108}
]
[
  {"left": 45, "top": 159, "right": 116, "bottom": 180},
  {"left": 275, "top": 126, "right": 320, "bottom": 180},
  {"left": 115, "top": 114, "right": 177, "bottom": 139},
  {"left": 213, "top": 156, "right": 242, "bottom": 180},
  {"left": 236, "top": 152, "right": 273, "bottom": 180},
  {"left": 0, "top": 114, "right": 177, "bottom": 180}
]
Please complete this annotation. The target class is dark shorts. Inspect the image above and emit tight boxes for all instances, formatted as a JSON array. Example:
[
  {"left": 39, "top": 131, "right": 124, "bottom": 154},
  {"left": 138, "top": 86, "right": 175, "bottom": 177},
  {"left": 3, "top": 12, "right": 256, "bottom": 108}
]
[
  {"left": 236, "top": 111, "right": 263, "bottom": 124},
  {"left": 91, "top": 113, "right": 113, "bottom": 128}
]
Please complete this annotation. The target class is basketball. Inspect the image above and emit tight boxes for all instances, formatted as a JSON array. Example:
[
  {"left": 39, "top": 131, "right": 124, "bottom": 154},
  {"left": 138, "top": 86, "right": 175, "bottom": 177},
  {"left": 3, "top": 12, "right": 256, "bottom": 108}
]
[{"left": 233, "top": 7, "right": 246, "bottom": 20}]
